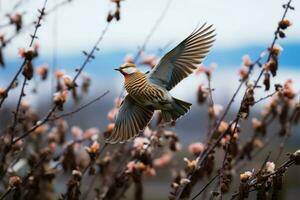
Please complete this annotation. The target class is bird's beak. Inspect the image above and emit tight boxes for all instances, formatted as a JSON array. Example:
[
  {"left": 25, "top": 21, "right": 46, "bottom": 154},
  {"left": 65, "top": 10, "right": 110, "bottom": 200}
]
[{"left": 114, "top": 68, "right": 121, "bottom": 72}]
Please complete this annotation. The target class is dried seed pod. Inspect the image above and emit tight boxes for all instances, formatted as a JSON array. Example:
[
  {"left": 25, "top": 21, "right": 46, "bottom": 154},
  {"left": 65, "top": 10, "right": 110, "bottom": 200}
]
[
  {"left": 265, "top": 57, "right": 278, "bottom": 77},
  {"left": 106, "top": 13, "right": 114, "bottom": 22},
  {"left": 278, "top": 19, "right": 291, "bottom": 30},
  {"left": 53, "top": 90, "right": 68, "bottom": 110},
  {"left": 278, "top": 30, "right": 286, "bottom": 38},
  {"left": 0, "top": 47, "right": 4, "bottom": 67},
  {"left": 197, "top": 84, "right": 208, "bottom": 104},
  {"left": 8, "top": 176, "right": 22, "bottom": 188},
  {"left": 9, "top": 13, "right": 23, "bottom": 32},
  {"left": 36, "top": 65, "right": 48, "bottom": 80},
  {"left": 263, "top": 72, "right": 270, "bottom": 91},
  {"left": 239, "top": 85, "right": 255, "bottom": 119},
  {"left": 0, "top": 87, "right": 7, "bottom": 99},
  {"left": 115, "top": 9, "right": 120, "bottom": 21},
  {"left": 22, "top": 61, "right": 34, "bottom": 80}
]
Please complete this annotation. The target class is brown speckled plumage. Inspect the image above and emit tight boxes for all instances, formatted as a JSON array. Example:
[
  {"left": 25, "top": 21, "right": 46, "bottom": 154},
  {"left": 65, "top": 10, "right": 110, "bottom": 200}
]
[
  {"left": 106, "top": 23, "right": 216, "bottom": 144},
  {"left": 124, "top": 71, "right": 165, "bottom": 104}
]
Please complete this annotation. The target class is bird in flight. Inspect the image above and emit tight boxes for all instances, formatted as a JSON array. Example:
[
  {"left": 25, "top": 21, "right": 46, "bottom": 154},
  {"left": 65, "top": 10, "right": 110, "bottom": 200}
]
[{"left": 106, "top": 23, "right": 216, "bottom": 143}]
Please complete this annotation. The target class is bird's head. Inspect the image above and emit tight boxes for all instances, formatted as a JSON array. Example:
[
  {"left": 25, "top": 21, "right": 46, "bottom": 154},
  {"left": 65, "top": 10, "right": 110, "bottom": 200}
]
[{"left": 114, "top": 63, "right": 138, "bottom": 76}]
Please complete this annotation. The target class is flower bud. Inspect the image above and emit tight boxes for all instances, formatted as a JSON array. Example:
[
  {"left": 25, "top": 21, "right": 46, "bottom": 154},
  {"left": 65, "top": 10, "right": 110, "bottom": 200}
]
[
  {"left": 9, "top": 176, "right": 22, "bottom": 188},
  {"left": 278, "top": 19, "right": 291, "bottom": 30}
]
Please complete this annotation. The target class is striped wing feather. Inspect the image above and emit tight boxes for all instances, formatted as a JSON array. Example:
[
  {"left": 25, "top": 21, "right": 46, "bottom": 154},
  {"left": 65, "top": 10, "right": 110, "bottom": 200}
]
[
  {"left": 106, "top": 95, "right": 154, "bottom": 144},
  {"left": 148, "top": 23, "right": 216, "bottom": 90}
]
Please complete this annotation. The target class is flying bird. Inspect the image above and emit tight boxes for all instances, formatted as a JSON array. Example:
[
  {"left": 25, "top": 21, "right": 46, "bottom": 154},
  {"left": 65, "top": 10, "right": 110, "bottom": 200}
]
[{"left": 106, "top": 23, "right": 216, "bottom": 143}]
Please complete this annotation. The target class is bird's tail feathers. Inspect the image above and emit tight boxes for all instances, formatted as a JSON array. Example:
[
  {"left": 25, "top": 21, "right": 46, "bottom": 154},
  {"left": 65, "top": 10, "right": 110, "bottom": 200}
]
[{"left": 161, "top": 98, "right": 191, "bottom": 122}]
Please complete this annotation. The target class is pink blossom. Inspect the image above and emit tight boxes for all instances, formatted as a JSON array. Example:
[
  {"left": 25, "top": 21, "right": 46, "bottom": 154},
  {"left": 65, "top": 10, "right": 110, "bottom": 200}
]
[
  {"left": 145, "top": 167, "right": 156, "bottom": 176},
  {"left": 125, "top": 161, "right": 146, "bottom": 173},
  {"left": 143, "top": 126, "right": 152, "bottom": 137},
  {"left": 106, "top": 123, "right": 115, "bottom": 132},
  {"left": 89, "top": 141, "right": 100, "bottom": 153},
  {"left": 126, "top": 161, "right": 136, "bottom": 173},
  {"left": 36, "top": 64, "right": 48, "bottom": 79},
  {"left": 242, "top": 55, "right": 252, "bottom": 67},
  {"left": 0, "top": 87, "right": 5, "bottom": 98},
  {"left": 53, "top": 90, "right": 68, "bottom": 104},
  {"left": 195, "top": 63, "right": 217, "bottom": 75},
  {"left": 153, "top": 152, "right": 173, "bottom": 167},
  {"left": 48, "top": 142, "right": 57, "bottom": 152},
  {"left": 238, "top": 66, "right": 249, "bottom": 80},
  {"left": 33, "top": 42, "right": 40, "bottom": 50},
  {"left": 55, "top": 70, "right": 65, "bottom": 78},
  {"left": 124, "top": 54, "right": 134, "bottom": 63},
  {"left": 71, "top": 126, "right": 83, "bottom": 140},
  {"left": 195, "top": 64, "right": 210, "bottom": 74},
  {"left": 220, "top": 135, "right": 231, "bottom": 146},
  {"left": 141, "top": 55, "right": 157, "bottom": 68},
  {"left": 20, "top": 100, "right": 30, "bottom": 110},
  {"left": 83, "top": 128, "right": 100, "bottom": 140},
  {"left": 265, "top": 161, "right": 275, "bottom": 173},
  {"left": 18, "top": 48, "right": 26, "bottom": 58},
  {"left": 218, "top": 121, "right": 229, "bottom": 134},
  {"left": 283, "top": 79, "right": 295, "bottom": 99},
  {"left": 209, "top": 104, "right": 223, "bottom": 116},
  {"left": 107, "top": 108, "right": 118, "bottom": 122},
  {"left": 188, "top": 142, "right": 205, "bottom": 155},
  {"left": 133, "top": 137, "right": 150, "bottom": 150}
]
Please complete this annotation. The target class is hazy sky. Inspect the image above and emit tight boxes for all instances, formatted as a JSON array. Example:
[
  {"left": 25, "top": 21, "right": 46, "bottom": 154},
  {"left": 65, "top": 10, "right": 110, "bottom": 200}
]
[{"left": 0, "top": 0, "right": 299, "bottom": 58}]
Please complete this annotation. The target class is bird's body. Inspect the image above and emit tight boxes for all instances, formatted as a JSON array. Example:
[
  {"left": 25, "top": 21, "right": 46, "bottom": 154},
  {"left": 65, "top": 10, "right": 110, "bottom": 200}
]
[
  {"left": 106, "top": 24, "right": 216, "bottom": 144},
  {"left": 124, "top": 70, "right": 171, "bottom": 109}
]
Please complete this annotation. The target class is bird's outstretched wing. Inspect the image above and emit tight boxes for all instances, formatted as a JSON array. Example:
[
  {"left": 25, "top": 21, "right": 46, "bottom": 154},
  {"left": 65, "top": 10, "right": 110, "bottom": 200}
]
[
  {"left": 148, "top": 23, "right": 216, "bottom": 90},
  {"left": 106, "top": 95, "right": 154, "bottom": 144}
]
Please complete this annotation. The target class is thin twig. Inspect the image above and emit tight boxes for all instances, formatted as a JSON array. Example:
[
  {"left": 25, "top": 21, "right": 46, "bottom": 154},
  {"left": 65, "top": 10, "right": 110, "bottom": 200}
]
[
  {"left": 218, "top": 122, "right": 239, "bottom": 199},
  {"left": 191, "top": 174, "right": 219, "bottom": 200},
  {"left": 253, "top": 91, "right": 277, "bottom": 105},
  {"left": 82, "top": 143, "right": 108, "bottom": 176},
  {"left": 61, "top": 143, "right": 109, "bottom": 200},
  {"left": 0, "top": 187, "right": 13, "bottom": 200},
  {"left": 133, "top": 0, "right": 173, "bottom": 62},
  {"left": 50, "top": 90, "right": 110, "bottom": 120},
  {"left": 174, "top": 1, "right": 293, "bottom": 198},
  {"left": 252, "top": 0, "right": 292, "bottom": 90},
  {"left": 12, "top": 105, "right": 57, "bottom": 144},
  {"left": 230, "top": 156, "right": 296, "bottom": 200},
  {"left": 9, "top": 19, "right": 111, "bottom": 144},
  {"left": 0, "top": 0, "right": 74, "bottom": 49},
  {"left": 9, "top": 77, "right": 27, "bottom": 144},
  {"left": 0, "top": 0, "right": 48, "bottom": 108},
  {"left": 206, "top": 55, "right": 264, "bottom": 144},
  {"left": 72, "top": 22, "right": 110, "bottom": 85}
]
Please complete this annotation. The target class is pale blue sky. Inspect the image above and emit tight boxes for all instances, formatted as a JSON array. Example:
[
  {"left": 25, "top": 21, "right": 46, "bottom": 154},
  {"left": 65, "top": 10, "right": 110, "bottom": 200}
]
[{"left": 0, "top": 0, "right": 299, "bottom": 58}]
